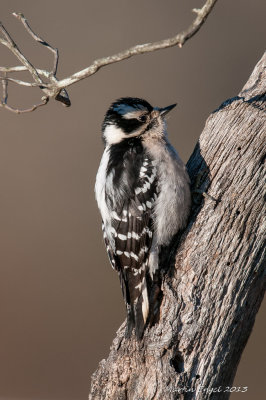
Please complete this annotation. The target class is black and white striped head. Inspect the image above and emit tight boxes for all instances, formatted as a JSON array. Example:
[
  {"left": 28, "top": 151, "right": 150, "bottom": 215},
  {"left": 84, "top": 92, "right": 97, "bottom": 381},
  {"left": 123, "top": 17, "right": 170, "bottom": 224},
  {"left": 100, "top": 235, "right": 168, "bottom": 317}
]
[{"left": 102, "top": 97, "right": 176, "bottom": 145}]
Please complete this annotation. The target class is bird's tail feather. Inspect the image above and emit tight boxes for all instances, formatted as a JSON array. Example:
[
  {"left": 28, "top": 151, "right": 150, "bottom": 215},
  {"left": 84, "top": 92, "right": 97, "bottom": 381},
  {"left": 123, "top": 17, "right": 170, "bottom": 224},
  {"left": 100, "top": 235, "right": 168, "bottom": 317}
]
[
  {"left": 133, "top": 278, "right": 149, "bottom": 340},
  {"left": 120, "top": 269, "right": 150, "bottom": 340}
]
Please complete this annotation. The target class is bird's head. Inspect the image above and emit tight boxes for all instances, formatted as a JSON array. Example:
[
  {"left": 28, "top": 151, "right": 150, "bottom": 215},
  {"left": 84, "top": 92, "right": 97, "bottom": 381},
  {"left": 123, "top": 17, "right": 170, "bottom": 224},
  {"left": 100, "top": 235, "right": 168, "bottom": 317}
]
[{"left": 102, "top": 97, "right": 176, "bottom": 145}]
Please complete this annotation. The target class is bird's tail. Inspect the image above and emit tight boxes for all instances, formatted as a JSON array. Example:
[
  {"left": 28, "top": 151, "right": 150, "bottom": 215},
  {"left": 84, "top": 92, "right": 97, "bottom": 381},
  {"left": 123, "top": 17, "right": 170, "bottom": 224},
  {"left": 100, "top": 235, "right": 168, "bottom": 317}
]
[
  {"left": 134, "top": 278, "right": 149, "bottom": 340},
  {"left": 120, "top": 270, "right": 150, "bottom": 340}
]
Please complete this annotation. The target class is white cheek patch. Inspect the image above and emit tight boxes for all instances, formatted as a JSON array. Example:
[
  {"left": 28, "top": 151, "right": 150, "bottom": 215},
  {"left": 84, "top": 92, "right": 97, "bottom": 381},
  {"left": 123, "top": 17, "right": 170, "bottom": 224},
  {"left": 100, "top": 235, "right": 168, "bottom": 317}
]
[
  {"left": 103, "top": 124, "right": 144, "bottom": 145},
  {"left": 103, "top": 125, "right": 126, "bottom": 144}
]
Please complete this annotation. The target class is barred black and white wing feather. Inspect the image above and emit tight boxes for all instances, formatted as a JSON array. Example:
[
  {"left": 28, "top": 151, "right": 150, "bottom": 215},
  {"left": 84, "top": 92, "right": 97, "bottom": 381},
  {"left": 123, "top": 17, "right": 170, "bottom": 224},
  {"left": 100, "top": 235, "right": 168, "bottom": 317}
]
[{"left": 96, "top": 140, "right": 158, "bottom": 339}]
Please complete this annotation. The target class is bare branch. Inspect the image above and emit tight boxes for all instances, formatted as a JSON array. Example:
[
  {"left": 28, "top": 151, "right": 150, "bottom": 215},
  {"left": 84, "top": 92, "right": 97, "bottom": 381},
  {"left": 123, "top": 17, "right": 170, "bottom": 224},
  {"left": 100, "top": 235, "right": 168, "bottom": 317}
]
[
  {"left": 0, "top": 68, "right": 49, "bottom": 113},
  {"left": 0, "top": 98, "right": 49, "bottom": 114},
  {"left": 0, "top": 76, "right": 41, "bottom": 87},
  {"left": 0, "top": 0, "right": 218, "bottom": 113},
  {"left": 1, "top": 73, "right": 8, "bottom": 104},
  {"left": 12, "top": 12, "right": 59, "bottom": 76},
  {"left": 55, "top": 0, "right": 218, "bottom": 91},
  {"left": 0, "top": 67, "right": 71, "bottom": 107},
  {"left": 0, "top": 65, "right": 50, "bottom": 78},
  {"left": 0, "top": 21, "right": 43, "bottom": 85},
  {"left": 0, "top": 92, "right": 49, "bottom": 114}
]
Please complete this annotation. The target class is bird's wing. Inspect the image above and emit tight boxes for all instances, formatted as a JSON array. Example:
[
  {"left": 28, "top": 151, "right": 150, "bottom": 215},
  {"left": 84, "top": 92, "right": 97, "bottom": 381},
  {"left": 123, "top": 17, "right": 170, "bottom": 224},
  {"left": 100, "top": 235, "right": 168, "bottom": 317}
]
[{"left": 103, "top": 159, "right": 158, "bottom": 338}]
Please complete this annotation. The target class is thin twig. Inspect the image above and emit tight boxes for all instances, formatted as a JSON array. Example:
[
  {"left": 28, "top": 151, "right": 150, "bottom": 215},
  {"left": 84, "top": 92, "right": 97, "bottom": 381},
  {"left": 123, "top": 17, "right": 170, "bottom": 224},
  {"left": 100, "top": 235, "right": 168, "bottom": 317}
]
[
  {"left": 0, "top": 0, "right": 218, "bottom": 113},
  {"left": 0, "top": 22, "right": 43, "bottom": 85},
  {"left": 0, "top": 65, "right": 50, "bottom": 78},
  {"left": 1, "top": 73, "right": 8, "bottom": 104},
  {"left": 13, "top": 12, "right": 59, "bottom": 76},
  {"left": 0, "top": 12, "right": 69, "bottom": 109},
  {"left": 0, "top": 76, "right": 43, "bottom": 87},
  {"left": 0, "top": 66, "right": 71, "bottom": 107},
  {"left": 0, "top": 96, "right": 49, "bottom": 114}
]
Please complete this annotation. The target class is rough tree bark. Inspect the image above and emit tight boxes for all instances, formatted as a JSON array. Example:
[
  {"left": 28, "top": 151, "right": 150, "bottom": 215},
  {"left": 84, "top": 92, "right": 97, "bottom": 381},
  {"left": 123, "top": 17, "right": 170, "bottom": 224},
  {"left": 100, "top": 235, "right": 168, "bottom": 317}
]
[{"left": 89, "top": 53, "right": 265, "bottom": 400}]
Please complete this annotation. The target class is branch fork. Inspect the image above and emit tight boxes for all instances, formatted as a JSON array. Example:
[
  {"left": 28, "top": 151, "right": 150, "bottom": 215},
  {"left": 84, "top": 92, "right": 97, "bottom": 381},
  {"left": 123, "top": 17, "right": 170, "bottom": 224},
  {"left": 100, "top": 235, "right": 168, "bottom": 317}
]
[{"left": 0, "top": 12, "right": 70, "bottom": 113}]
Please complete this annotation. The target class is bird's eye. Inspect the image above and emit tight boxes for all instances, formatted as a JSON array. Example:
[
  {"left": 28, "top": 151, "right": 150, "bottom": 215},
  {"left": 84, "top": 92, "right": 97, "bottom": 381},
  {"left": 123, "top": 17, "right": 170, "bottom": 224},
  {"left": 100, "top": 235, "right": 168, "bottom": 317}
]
[{"left": 138, "top": 114, "right": 147, "bottom": 122}]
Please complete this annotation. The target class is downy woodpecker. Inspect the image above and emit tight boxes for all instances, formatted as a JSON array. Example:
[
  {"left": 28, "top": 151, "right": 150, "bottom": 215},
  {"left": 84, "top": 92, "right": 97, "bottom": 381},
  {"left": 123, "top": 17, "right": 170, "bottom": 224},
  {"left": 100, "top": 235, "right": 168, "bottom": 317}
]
[{"left": 95, "top": 97, "right": 191, "bottom": 339}]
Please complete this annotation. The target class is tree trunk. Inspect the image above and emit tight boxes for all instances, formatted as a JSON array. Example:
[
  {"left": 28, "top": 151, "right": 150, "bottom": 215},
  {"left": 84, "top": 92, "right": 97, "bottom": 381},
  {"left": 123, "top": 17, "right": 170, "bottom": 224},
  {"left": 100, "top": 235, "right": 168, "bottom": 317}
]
[{"left": 89, "top": 53, "right": 265, "bottom": 400}]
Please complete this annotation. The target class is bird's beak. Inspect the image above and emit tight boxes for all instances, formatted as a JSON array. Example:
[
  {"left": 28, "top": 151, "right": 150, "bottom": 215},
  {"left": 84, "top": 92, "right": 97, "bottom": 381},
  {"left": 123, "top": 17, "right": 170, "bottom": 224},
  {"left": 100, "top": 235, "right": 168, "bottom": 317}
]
[{"left": 159, "top": 103, "right": 177, "bottom": 117}]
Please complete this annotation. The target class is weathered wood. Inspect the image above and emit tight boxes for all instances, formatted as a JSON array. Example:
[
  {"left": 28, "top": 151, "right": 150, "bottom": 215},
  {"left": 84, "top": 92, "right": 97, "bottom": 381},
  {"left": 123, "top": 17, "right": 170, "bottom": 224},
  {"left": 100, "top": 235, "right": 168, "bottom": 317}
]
[{"left": 89, "top": 53, "right": 266, "bottom": 400}]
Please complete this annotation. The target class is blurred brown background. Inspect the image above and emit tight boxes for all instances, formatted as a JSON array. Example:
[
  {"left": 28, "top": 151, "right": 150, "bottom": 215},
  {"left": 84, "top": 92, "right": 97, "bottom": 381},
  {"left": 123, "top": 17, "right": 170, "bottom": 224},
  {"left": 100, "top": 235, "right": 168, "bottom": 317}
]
[{"left": 0, "top": 1, "right": 265, "bottom": 399}]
